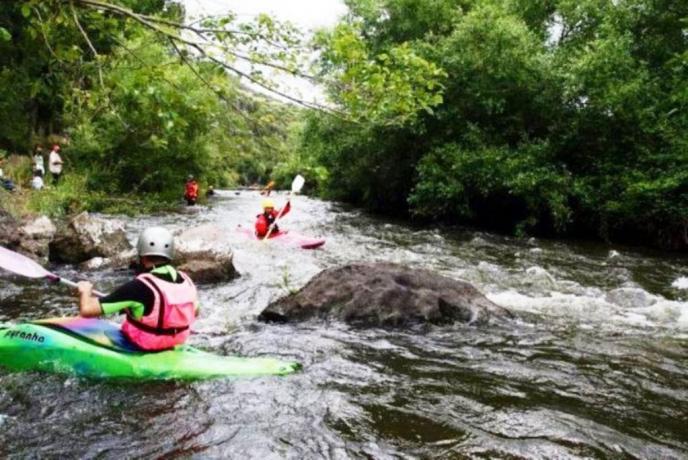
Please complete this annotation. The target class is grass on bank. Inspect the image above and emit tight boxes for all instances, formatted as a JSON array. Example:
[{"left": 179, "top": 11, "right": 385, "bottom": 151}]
[{"left": 1, "top": 155, "right": 183, "bottom": 219}]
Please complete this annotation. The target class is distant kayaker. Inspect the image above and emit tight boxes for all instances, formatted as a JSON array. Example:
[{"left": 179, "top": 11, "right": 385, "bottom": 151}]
[
  {"left": 184, "top": 175, "right": 199, "bottom": 205},
  {"left": 255, "top": 198, "right": 290, "bottom": 237},
  {"left": 207, "top": 185, "right": 215, "bottom": 197},
  {"left": 260, "top": 180, "right": 275, "bottom": 196},
  {"left": 75, "top": 227, "right": 199, "bottom": 351}
]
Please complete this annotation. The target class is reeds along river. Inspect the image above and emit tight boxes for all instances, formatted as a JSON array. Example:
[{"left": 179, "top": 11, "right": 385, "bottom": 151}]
[{"left": 0, "top": 190, "right": 687, "bottom": 458}]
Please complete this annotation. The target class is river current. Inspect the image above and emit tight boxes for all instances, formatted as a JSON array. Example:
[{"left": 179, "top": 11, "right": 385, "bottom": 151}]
[{"left": 0, "top": 190, "right": 686, "bottom": 459}]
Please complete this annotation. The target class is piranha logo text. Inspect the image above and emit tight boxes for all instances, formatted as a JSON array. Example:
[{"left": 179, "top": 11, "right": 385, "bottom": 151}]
[{"left": 4, "top": 330, "right": 45, "bottom": 343}]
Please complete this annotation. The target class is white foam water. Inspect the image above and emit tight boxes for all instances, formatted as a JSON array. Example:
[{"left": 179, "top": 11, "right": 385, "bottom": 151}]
[
  {"left": 671, "top": 276, "right": 688, "bottom": 290},
  {"left": 488, "top": 288, "right": 688, "bottom": 332}
]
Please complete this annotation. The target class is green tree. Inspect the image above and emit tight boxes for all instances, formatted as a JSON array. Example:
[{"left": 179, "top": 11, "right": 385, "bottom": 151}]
[{"left": 302, "top": 0, "right": 688, "bottom": 249}]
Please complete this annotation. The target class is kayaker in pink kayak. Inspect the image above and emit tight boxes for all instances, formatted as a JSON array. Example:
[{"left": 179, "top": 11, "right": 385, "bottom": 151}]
[
  {"left": 74, "top": 227, "right": 200, "bottom": 351},
  {"left": 255, "top": 198, "right": 291, "bottom": 237}
]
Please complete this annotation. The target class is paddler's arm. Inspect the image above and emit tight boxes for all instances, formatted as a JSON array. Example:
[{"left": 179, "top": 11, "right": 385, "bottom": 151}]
[
  {"left": 280, "top": 200, "right": 291, "bottom": 217},
  {"left": 99, "top": 280, "right": 149, "bottom": 319},
  {"left": 76, "top": 281, "right": 102, "bottom": 317},
  {"left": 76, "top": 280, "right": 149, "bottom": 319}
]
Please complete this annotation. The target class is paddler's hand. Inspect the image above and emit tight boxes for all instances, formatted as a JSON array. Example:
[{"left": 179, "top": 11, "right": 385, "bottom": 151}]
[{"left": 76, "top": 281, "right": 103, "bottom": 317}]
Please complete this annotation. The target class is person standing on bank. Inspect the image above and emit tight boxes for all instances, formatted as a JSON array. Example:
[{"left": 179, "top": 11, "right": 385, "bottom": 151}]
[
  {"left": 75, "top": 227, "right": 200, "bottom": 351},
  {"left": 48, "top": 144, "right": 63, "bottom": 185},
  {"left": 33, "top": 144, "right": 45, "bottom": 177}
]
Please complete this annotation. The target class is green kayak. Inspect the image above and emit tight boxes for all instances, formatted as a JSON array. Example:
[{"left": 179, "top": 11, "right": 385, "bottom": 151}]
[{"left": 0, "top": 317, "right": 300, "bottom": 380}]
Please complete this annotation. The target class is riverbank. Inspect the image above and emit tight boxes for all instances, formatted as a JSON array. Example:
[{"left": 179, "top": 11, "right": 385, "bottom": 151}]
[
  {"left": 0, "top": 158, "right": 188, "bottom": 221},
  {"left": 3, "top": 150, "right": 685, "bottom": 254}
]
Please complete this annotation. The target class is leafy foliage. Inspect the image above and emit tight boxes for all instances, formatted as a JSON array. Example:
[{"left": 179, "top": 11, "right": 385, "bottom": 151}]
[
  {"left": 1, "top": 0, "right": 686, "bottom": 250},
  {"left": 304, "top": 0, "right": 688, "bottom": 249},
  {"left": 0, "top": 0, "right": 299, "bottom": 209},
  {"left": 315, "top": 23, "right": 446, "bottom": 124}
]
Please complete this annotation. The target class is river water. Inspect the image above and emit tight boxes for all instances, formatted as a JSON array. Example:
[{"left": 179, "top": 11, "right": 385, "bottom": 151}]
[{"left": 0, "top": 191, "right": 686, "bottom": 459}]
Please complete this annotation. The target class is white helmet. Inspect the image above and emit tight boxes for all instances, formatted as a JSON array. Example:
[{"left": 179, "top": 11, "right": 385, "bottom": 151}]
[{"left": 136, "top": 227, "right": 175, "bottom": 260}]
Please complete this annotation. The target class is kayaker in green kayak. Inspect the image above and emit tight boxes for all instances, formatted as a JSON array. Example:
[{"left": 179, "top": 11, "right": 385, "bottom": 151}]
[{"left": 76, "top": 227, "right": 200, "bottom": 351}]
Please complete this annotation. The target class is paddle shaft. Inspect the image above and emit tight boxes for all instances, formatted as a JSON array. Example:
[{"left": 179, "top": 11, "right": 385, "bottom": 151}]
[{"left": 50, "top": 275, "right": 106, "bottom": 298}]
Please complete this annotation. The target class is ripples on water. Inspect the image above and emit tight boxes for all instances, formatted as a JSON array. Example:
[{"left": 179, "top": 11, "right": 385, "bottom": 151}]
[{"left": 1, "top": 191, "right": 687, "bottom": 458}]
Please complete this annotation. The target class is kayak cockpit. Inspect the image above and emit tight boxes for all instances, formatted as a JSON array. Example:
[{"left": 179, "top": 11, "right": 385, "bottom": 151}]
[{"left": 32, "top": 317, "right": 143, "bottom": 353}]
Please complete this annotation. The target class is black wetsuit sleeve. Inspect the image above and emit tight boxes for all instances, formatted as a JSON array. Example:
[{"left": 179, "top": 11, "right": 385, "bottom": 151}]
[{"left": 99, "top": 279, "right": 155, "bottom": 317}]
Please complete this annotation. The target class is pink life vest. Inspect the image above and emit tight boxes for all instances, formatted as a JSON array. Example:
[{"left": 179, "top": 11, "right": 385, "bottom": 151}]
[{"left": 121, "top": 270, "right": 198, "bottom": 351}]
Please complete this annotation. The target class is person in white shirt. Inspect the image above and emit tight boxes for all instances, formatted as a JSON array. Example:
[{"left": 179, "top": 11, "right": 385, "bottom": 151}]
[
  {"left": 48, "top": 144, "right": 63, "bottom": 184},
  {"left": 33, "top": 145, "right": 45, "bottom": 177},
  {"left": 31, "top": 170, "right": 44, "bottom": 190}
]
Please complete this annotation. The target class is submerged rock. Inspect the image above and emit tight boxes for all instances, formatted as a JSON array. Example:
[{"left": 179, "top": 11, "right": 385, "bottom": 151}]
[
  {"left": 259, "top": 262, "right": 512, "bottom": 327},
  {"left": 605, "top": 287, "right": 656, "bottom": 309},
  {"left": 50, "top": 212, "right": 131, "bottom": 263},
  {"left": 79, "top": 248, "right": 137, "bottom": 271}
]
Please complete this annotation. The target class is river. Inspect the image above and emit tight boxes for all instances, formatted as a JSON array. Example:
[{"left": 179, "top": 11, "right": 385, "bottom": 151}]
[{"left": 1, "top": 190, "right": 686, "bottom": 458}]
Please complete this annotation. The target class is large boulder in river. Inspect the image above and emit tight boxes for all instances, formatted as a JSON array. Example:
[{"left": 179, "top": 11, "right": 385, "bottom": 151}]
[
  {"left": 49, "top": 212, "right": 132, "bottom": 263},
  {"left": 77, "top": 224, "right": 238, "bottom": 283},
  {"left": 0, "top": 208, "right": 21, "bottom": 249},
  {"left": 259, "top": 262, "right": 512, "bottom": 327},
  {"left": 79, "top": 248, "right": 137, "bottom": 272},
  {"left": 174, "top": 224, "right": 238, "bottom": 283},
  {"left": 18, "top": 215, "right": 56, "bottom": 263},
  {"left": 0, "top": 211, "right": 55, "bottom": 263}
]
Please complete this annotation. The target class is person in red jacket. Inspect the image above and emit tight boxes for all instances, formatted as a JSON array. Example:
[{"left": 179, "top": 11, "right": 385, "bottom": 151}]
[
  {"left": 255, "top": 198, "right": 291, "bottom": 238},
  {"left": 184, "top": 175, "right": 199, "bottom": 205}
]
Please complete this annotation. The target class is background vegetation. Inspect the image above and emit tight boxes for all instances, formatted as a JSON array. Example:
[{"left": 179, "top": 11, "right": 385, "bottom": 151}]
[
  {"left": 1, "top": 0, "right": 686, "bottom": 250},
  {"left": 0, "top": 0, "right": 300, "bottom": 215},
  {"left": 304, "top": 0, "right": 688, "bottom": 249}
]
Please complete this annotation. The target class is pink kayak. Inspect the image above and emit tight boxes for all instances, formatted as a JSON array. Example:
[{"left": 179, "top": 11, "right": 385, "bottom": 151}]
[{"left": 236, "top": 226, "right": 325, "bottom": 249}]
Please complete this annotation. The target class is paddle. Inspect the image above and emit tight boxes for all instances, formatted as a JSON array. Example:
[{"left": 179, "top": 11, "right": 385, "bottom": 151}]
[
  {"left": 260, "top": 180, "right": 275, "bottom": 196},
  {"left": 0, "top": 245, "right": 106, "bottom": 297},
  {"left": 263, "top": 175, "right": 305, "bottom": 241}
]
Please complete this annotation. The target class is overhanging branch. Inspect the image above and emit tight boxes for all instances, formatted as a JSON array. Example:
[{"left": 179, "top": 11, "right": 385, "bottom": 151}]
[
  {"left": 67, "top": 0, "right": 339, "bottom": 112},
  {"left": 70, "top": 0, "right": 104, "bottom": 87}
]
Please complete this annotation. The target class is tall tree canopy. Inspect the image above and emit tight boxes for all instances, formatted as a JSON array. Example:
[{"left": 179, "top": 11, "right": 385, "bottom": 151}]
[
  {"left": 0, "top": 0, "right": 445, "bottom": 206},
  {"left": 303, "top": 0, "right": 688, "bottom": 249}
]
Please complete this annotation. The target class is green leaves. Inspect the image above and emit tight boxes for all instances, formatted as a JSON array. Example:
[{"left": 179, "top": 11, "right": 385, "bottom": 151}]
[
  {"left": 300, "top": 0, "right": 688, "bottom": 247},
  {"left": 409, "top": 141, "right": 572, "bottom": 231},
  {"left": 1, "top": 0, "right": 685, "bottom": 247},
  {"left": 21, "top": 3, "right": 32, "bottom": 18},
  {"left": 317, "top": 23, "right": 446, "bottom": 124}
]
